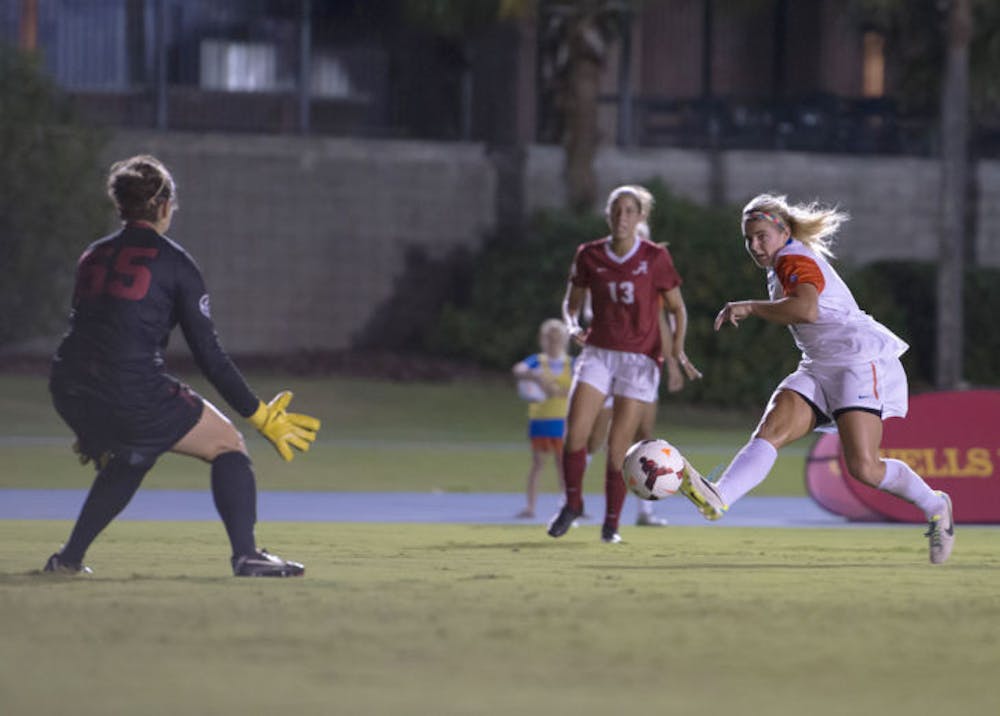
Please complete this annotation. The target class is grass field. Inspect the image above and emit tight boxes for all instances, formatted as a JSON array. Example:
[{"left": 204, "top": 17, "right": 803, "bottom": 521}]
[
  {"left": 1, "top": 521, "right": 998, "bottom": 716},
  {"left": 3, "top": 373, "right": 997, "bottom": 716},
  {"left": 0, "top": 374, "right": 809, "bottom": 494}
]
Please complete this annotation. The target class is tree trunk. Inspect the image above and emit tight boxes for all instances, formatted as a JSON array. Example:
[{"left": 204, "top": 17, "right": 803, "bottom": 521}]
[
  {"left": 18, "top": 0, "right": 38, "bottom": 51},
  {"left": 563, "top": 14, "right": 607, "bottom": 212},
  {"left": 936, "top": 0, "right": 970, "bottom": 389}
]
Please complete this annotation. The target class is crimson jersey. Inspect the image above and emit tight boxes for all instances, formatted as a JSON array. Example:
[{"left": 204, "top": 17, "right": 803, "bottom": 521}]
[{"left": 570, "top": 237, "right": 682, "bottom": 360}]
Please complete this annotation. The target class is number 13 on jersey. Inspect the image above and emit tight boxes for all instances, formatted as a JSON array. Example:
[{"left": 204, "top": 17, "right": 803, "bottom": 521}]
[{"left": 607, "top": 281, "right": 635, "bottom": 304}]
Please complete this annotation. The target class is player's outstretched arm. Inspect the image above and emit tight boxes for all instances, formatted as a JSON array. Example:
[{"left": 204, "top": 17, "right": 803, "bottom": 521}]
[
  {"left": 248, "top": 391, "right": 321, "bottom": 462},
  {"left": 715, "top": 284, "right": 819, "bottom": 330}
]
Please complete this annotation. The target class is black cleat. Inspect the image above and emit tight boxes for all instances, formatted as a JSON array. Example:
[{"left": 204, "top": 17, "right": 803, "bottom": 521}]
[
  {"left": 232, "top": 549, "right": 305, "bottom": 577},
  {"left": 600, "top": 524, "right": 622, "bottom": 544},
  {"left": 547, "top": 505, "right": 583, "bottom": 538},
  {"left": 43, "top": 553, "right": 92, "bottom": 575}
]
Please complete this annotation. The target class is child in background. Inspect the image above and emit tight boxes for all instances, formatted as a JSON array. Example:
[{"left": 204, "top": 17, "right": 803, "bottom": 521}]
[{"left": 512, "top": 319, "right": 573, "bottom": 518}]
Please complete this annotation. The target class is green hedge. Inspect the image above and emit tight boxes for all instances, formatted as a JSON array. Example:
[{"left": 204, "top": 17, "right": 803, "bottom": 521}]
[
  {"left": 848, "top": 261, "right": 1000, "bottom": 390},
  {"left": 426, "top": 182, "right": 799, "bottom": 405},
  {"left": 0, "top": 46, "right": 107, "bottom": 346}
]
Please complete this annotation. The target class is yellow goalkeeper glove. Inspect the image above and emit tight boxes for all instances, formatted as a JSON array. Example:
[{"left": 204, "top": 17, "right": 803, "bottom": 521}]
[{"left": 248, "top": 391, "right": 321, "bottom": 462}]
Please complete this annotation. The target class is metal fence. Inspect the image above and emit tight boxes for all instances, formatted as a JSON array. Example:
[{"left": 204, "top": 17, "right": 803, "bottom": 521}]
[{"left": 625, "top": 94, "right": 940, "bottom": 156}]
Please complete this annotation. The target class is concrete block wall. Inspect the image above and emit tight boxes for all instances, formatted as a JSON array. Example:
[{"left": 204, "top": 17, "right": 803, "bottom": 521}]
[
  {"left": 976, "top": 161, "right": 1000, "bottom": 267},
  {"left": 93, "top": 132, "right": 998, "bottom": 358},
  {"left": 526, "top": 145, "right": 951, "bottom": 267},
  {"left": 525, "top": 144, "right": 714, "bottom": 211},
  {"left": 722, "top": 151, "right": 943, "bottom": 265},
  {"left": 104, "top": 132, "right": 497, "bottom": 354}
]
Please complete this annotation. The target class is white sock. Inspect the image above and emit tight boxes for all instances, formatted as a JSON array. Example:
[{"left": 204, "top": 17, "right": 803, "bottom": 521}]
[
  {"left": 715, "top": 438, "right": 779, "bottom": 506},
  {"left": 878, "top": 458, "right": 945, "bottom": 519},
  {"left": 586, "top": 454, "right": 593, "bottom": 467},
  {"left": 637, "top": 500, "right": 653, "bottom": 517}
]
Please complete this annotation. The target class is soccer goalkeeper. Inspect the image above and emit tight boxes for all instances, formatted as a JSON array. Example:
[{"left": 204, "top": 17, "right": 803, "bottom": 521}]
[{"left": 44, "top": 155, "right": 321, "bottom": 577}]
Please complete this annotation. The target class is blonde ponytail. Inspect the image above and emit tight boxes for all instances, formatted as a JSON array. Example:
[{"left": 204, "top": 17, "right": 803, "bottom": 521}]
[{"left": 741, "top": 193, "right": 848, "bottom": 258}]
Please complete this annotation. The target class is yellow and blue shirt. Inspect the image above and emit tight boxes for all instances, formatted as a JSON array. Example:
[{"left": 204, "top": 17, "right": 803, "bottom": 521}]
[{"left": 522, "top": 353, "right": 573, "bottom": 438}]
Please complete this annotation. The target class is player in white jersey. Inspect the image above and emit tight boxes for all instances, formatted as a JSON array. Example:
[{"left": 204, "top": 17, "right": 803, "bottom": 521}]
[{"left": 679, "top": 193, "right": 954, "bottom": 564}]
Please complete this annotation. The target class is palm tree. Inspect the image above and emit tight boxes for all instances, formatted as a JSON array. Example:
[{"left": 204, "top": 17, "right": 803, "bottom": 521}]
[
  {"left": 409, "top": 0, "right": 631, "bottom": 213},
  {"left": 537, "top": 1, "right": 627, "bottom": 212}
]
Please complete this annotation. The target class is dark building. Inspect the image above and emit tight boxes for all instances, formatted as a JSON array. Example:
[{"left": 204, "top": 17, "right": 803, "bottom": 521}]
[{"left": 3, "top": 0, "right": 985, "bottom": 156}]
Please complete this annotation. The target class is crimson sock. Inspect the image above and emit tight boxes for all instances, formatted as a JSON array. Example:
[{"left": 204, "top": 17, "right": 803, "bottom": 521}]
[
  {"left": 563, "top": 447, "right": 587, "bottom": 512},
  {"left": 604, "top": 466, "right": 626, "bottom": 532}
]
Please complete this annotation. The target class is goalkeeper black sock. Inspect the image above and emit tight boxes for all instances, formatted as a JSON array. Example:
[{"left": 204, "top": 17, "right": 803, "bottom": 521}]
[
  {"left": 61, "top": 459, "right": 149, "bottom": 564},
  {"left": 211, "top": 451, "right": 258, "bottom": 557}
]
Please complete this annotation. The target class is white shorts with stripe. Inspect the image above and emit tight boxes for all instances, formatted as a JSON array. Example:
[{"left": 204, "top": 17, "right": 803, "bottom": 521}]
[
  {"left": 572, "top": 345, "right": 660, "bottom": 404},
  {"left": 777, "top": 355, "right": 909, "bottom": 431}
]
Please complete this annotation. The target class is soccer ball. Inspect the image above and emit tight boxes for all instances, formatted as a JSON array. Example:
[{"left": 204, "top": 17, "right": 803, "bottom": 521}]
[{"left": 622, "top": 439, "right": 685, "bottom": 500}]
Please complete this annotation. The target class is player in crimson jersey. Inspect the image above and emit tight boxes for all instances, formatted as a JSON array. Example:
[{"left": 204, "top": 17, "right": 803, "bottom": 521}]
[
  {"left": 44, "top": 155, "right": 320, "bottom": 577},
  {"left": 680, "top": 193, "right": 954, "bottom": 564},
  {"left": 547, "top": 185, "right": 701, "bottom": 543},
  {"left": 584, "top": 225, "right": 683, "bottom": 527}
]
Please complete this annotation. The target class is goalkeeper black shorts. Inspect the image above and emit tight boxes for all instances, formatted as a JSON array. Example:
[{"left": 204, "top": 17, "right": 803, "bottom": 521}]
[{"left": 50, "top": 374, "right": 205, "bottom": 468}]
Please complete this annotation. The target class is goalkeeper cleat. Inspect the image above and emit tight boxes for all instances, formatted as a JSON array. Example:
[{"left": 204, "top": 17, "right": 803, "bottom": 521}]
[
  {"left": 925, "top": 491, "right": 955, "bottom": 565},
  {"left": 600, "top": 524, "right": 622, "bottom": 543},
  {"left": 232, "top": 549, "right": 305, "bottom": 577},
  {"left": 679, "top": 459, "right": 728, "bottom": 521},
  {"left": 43, "top": 553, "right": 92, "bottom": 575},
  {"left": 547, "top": 504, "right": 583, "bottom": 538}
]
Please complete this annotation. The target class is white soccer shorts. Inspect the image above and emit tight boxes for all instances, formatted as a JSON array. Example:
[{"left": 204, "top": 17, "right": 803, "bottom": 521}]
[
  {"left": 778, "top": 354, "right": 909, "bottom": 428},
  {"left": 572, "top": 345, "right": 660, "bottom": 404}
]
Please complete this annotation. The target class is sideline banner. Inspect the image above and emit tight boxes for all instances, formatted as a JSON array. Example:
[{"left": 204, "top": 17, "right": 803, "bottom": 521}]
[
  {"left": 805, "top": 433, "right": 883, "bottom": 522},
  {"left": 806, "top": 390, "right": 1000, "bottom": 523}
]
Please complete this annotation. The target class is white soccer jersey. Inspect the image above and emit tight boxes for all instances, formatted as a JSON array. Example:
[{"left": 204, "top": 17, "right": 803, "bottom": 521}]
[{"left": 767, "top": 239, "right": 908, "bottom": 365}]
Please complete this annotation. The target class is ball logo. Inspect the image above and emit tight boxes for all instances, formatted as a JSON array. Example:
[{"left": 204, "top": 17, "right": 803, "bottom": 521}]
[{"left": 639, "top": 454, "right": 673, "bottom": 492}]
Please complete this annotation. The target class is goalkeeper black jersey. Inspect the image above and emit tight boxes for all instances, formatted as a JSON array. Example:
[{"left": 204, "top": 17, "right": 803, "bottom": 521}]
[{"left": 51, "top": 223, "right": 258, "bottom": 417}]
